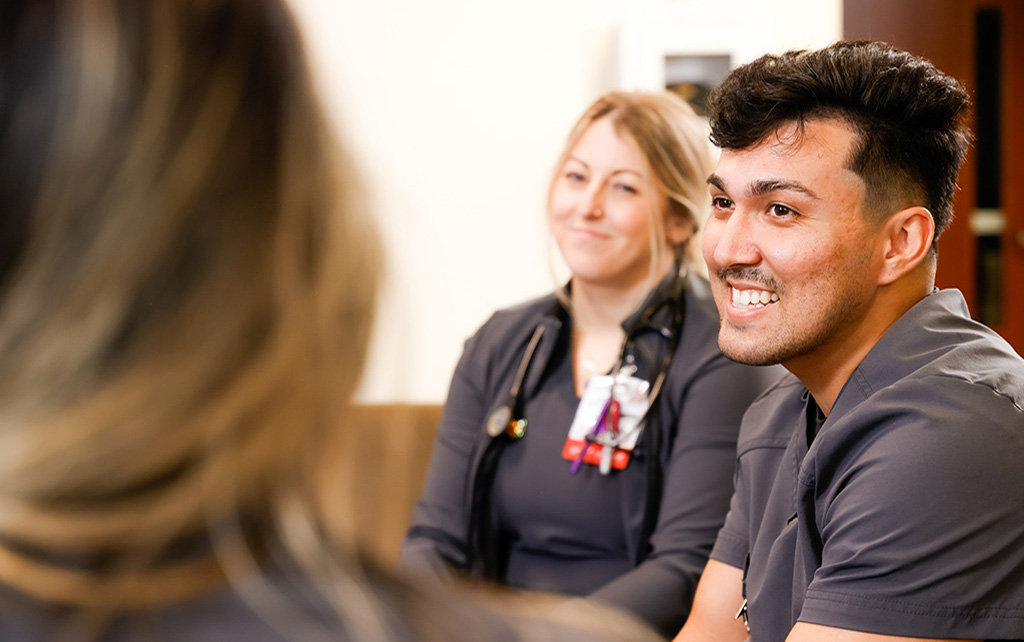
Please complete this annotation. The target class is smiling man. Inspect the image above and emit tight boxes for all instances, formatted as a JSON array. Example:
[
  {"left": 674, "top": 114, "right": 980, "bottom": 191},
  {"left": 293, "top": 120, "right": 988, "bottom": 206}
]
[{"left": 675, "top": 42, "right": 1024, "bottom": 642}]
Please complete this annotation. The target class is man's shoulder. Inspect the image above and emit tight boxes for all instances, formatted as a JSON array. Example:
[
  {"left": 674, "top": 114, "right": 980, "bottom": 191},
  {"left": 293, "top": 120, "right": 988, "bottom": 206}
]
[
  {"left": 816, "top": 327, "right": 1024, "bottom": 486},
  {"left": 910, "top": 335, "right": 1024, "bottom": 413},
  {"left": 831, "top": 360, "right": 1023, "bottom": 458},
  {"left": 839, "top": 288, "right": 1024, "bottom": 418}
]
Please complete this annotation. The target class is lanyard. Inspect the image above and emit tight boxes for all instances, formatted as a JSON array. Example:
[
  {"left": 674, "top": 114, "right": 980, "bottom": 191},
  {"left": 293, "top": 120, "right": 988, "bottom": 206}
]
[
  {"left": 567, "top": 314, "right": 678, "bottom": 474},
  {"left": 484, "top": 269, "right": 686, "bottom": 442}
]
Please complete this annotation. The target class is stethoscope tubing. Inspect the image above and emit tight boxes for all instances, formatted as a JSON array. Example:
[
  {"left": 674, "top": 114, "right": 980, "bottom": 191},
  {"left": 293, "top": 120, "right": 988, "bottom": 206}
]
[{"left": 484, "top": 281, "right": 684, "bottom": 442}]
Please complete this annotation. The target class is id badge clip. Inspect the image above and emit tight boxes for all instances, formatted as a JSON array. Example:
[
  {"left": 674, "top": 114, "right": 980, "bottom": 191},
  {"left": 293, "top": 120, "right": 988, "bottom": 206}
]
[{"left": 561, "top": 371, "right": 649, "bottom": 474}]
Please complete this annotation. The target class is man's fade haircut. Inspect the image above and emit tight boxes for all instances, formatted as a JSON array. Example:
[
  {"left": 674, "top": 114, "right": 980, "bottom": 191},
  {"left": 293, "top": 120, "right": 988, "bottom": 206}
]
[{"left": 706, "top": 40, "right": 971, "bottom": 245}]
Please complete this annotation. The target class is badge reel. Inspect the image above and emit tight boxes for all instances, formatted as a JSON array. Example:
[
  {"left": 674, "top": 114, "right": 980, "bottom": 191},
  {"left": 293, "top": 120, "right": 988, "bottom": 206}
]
[{"left": 561, "top": 367, "right": 651, "bottom": 475}]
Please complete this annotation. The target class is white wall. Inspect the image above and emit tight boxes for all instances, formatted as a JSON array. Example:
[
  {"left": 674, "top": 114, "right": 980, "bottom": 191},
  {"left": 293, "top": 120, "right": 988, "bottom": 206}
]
[{"left": 287, "top": 0, "right": 843, "bottom": 403}]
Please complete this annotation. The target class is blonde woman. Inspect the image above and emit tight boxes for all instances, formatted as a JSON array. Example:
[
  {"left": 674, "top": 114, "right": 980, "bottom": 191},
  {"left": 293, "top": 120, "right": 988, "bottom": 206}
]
[
  {"left": 0, "top": 2, "right": 663, "bottom": 641},
  {"left": 403, "top": 92, "right": 782, "bottom": 637}
]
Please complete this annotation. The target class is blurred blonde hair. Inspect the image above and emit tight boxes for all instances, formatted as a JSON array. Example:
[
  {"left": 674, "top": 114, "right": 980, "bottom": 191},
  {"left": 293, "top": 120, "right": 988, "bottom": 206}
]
[
  {"left": 548, "top": 91, "right": 716, "bottom": 279},
  {"left": 0, "top": 3, "right": 668, "bottom": 641},
  {"left": 0, "top": 0, "right": 377, "bottom": 617}
]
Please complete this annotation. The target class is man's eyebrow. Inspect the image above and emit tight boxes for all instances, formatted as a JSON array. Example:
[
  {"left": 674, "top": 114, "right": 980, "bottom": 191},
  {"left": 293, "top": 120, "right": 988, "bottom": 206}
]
[
  {"left": 707, "top": 173, "right": 818, "bottom": 199},
  {"left": 748, "top": 178, "right": 818, "bottom": 199}
]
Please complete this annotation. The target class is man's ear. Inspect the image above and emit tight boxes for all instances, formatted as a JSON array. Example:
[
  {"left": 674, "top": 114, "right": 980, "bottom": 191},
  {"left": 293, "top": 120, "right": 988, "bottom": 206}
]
[{"left": 878, "top": 206, "right": 935, "bottom": 285}]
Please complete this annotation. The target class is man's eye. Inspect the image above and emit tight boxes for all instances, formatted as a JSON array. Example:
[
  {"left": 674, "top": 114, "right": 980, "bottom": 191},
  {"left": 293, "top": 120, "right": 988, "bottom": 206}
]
[
  {"left": 771, "top": 204, "right": 795, "bottom": 217},
  {"left": 711, "top": 196, "right": 733, "bottom": 209}
]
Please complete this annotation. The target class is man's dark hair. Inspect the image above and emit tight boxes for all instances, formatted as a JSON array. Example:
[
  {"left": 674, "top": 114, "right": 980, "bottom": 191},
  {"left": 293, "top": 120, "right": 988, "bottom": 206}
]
[{"left": 706, "top": 40, "right": 971, "bottom": 243}]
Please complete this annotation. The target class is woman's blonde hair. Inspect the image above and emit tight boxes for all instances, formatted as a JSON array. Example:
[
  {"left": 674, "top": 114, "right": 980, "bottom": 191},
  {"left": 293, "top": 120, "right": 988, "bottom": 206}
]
[
  {"left": 0, "top": 0, "right": 378, "bottom": 617},
  {"left": 548, "top": 91, "right": 716, "bottom": 276}
]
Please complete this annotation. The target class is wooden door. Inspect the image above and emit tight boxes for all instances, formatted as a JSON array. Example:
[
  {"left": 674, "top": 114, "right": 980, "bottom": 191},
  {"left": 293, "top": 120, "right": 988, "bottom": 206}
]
[{"left": 845, "top": 0, "right": 1024, "bottom": 355}]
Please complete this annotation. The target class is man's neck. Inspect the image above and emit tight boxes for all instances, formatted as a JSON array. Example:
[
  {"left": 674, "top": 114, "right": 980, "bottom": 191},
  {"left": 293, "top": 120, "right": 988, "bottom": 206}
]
[{"left": 787, "top": 281, "right": 932, "bottom": 416}]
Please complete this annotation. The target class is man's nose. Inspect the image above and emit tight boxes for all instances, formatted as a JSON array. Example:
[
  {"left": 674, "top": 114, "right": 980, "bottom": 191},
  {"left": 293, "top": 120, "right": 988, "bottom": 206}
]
[{"left": 708, "top": 210, "right": 761, "bottom": 269}]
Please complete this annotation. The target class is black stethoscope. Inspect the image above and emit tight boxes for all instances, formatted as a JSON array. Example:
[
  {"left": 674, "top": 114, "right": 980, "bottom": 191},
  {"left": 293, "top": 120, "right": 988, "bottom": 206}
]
[
  {"left": 485, "top": 324, "right": 546, "bottom": 438},
  {"left": 484, "top": 271, "right": 686, "bottom": 441}
]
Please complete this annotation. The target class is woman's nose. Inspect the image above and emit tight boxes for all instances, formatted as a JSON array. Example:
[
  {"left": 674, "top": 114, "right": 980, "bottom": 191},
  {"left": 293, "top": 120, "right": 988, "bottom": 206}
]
[{"left": 577, "top": 184, "right": 605, "bottom": 219}]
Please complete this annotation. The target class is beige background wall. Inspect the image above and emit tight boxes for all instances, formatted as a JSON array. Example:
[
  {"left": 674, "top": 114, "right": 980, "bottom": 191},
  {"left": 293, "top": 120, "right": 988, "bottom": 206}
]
[{"left": 287, "top": 0, "right": 843, "bottom": 403}]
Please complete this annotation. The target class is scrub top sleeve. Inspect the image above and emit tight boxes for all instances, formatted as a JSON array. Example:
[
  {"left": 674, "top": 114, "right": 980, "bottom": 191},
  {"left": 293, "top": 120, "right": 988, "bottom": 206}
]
[
  {"left": 589, "top": 356, "right": 771, "bottom": 637},
  {"left": 709, "top": 418, "right": 767, "bottom": 572},
  {"left": 400, "top": 327, "right": 493, "bottom": 578},
  {"left": 708, "top": 469, "right": 754, "bottom": 573}
]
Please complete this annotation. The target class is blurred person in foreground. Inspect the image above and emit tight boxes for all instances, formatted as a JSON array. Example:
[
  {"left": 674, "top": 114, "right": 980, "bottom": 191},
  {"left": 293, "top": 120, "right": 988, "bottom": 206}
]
[
  {"left": 0, "top": 1, "right": 662, "bottom": 640},
  {"left": 675, "top": 41, "right": 1024, "bottom": 642}
]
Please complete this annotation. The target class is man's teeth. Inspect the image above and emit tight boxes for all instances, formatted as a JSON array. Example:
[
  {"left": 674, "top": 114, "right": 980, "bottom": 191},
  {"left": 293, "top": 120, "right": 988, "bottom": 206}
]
[{"left": 731, "top": 287, "right": 779, "bottom": 308}]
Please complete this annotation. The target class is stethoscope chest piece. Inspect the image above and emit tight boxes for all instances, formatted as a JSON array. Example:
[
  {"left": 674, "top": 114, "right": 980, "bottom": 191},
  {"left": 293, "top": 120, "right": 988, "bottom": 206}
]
[
  {"left": 486, "top": 404, "right": 512, "bottom": 437},
  {"left": 486, "top": 403, "right": 528, "bottom": 439}
]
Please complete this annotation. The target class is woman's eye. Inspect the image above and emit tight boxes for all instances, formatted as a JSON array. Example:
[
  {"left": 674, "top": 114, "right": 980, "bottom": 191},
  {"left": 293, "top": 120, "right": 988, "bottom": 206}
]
[
  {"left": 566, "top": 172, "right": 586, "bottom": 183},
  {"left": 615, "top": 183, "right": 639, "bottom": 195}
]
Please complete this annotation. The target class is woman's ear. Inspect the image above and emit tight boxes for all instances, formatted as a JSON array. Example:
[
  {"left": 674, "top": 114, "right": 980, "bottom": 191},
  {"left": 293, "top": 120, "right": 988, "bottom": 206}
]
[
  {"left": 878, "top": 206, "right": 935, "bottom": 285},
  {"left": 665, "top": 213, "right": 695, "bottom": 247}
]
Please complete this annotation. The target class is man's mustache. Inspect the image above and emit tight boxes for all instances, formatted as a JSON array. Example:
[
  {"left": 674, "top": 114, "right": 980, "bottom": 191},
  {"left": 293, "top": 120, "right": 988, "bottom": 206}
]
[{"left": 714, "top": 266, "right": 783, "bottom": 293}]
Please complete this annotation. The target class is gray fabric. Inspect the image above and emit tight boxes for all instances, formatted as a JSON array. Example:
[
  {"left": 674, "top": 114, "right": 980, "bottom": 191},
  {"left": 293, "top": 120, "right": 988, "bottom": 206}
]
[
  {"left": 402, "top": 275, "right": 781, "bottom": 637},
  {"left": 0, "top": 561, "right": 662, "bottom": 642},
  {"left": 712, "top": 289, "right": 1024, "bottom": 642},
  {"left": 0, "top": 575, "right": 341, "bottom": 642}
]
